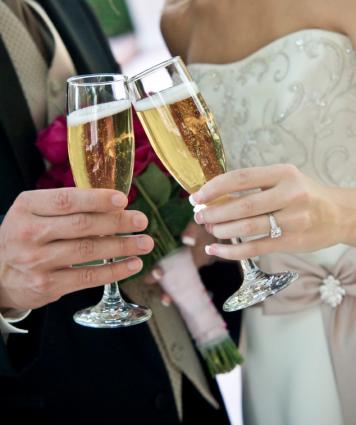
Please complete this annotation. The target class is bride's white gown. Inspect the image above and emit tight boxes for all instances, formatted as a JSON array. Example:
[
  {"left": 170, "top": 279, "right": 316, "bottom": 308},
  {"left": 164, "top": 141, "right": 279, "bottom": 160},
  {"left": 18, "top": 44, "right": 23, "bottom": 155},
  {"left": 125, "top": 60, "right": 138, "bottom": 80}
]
[{"left": 189, "top": 29, "right": 356, "bottom": 425}]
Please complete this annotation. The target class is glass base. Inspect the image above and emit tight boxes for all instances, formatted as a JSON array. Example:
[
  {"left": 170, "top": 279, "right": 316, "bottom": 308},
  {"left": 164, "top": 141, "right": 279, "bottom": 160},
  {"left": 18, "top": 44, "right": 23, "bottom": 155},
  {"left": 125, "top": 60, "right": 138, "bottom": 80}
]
[
  {"left": 73, "top": 300, "right": 152, "bottom": 328},
  {"left": 223, "top": 270, "right": 299, "bottom": 312}
]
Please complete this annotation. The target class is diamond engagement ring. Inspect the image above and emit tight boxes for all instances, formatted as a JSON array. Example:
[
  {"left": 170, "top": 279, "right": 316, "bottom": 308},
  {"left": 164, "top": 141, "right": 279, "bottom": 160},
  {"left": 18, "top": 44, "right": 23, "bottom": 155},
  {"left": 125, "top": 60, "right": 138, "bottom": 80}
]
[{"left": 268, "top": 213, "right": 283, "bottom": 239}]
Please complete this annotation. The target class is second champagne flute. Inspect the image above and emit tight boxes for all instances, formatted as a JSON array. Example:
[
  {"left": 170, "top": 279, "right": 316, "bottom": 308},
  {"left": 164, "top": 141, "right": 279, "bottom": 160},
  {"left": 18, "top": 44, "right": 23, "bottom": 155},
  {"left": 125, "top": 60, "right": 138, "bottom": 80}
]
[
  {"left": 67, "top": 74, "right": 152, "bottom": 327},
  {"left": 128, "top": 57, "right": 298, "bottom": 311}
]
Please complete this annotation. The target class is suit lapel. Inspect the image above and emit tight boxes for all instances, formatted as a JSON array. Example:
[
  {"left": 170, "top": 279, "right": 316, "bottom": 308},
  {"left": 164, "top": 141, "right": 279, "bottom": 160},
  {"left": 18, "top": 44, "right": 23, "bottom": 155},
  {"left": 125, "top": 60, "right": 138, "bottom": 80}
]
[
  {"left": 37, "top": 0, "right": 121, "bottom": 74},
  {"left": 0, "top": 34, "right": 44, "bottom": 189},
  {"left": 123, "top": 280, "right": 218, "bottom": 419},
  {"left": 0, "top": 0, "right": 120, "bottom": 189}
]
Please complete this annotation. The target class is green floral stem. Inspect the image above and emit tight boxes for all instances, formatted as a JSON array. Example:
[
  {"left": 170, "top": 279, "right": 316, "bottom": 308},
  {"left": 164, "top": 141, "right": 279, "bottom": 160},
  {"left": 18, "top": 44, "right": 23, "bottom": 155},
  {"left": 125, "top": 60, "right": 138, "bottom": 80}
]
[
  {"left": 152, "top": 234, "right": 166, "bottom": 257},
  {"left": 134, "top": 177, "right": 178, "bottom": 253},
  {"left": 200, "top": 336, "right": 244, "bottom": 376}
]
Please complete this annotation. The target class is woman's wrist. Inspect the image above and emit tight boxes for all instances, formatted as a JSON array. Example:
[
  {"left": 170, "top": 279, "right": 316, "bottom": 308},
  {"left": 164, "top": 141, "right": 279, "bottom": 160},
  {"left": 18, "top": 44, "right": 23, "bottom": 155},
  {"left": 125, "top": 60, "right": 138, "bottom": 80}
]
[{"left": 329, "top": 187, "right": 356, "bottom": 247}]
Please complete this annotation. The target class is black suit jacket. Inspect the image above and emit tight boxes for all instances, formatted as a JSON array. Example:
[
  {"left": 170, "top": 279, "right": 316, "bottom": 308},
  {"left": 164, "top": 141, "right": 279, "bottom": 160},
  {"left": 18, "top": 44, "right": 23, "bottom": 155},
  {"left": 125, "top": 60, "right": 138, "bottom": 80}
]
[{"left": 0, "top": 1, "right": 240, "bottom": 422}]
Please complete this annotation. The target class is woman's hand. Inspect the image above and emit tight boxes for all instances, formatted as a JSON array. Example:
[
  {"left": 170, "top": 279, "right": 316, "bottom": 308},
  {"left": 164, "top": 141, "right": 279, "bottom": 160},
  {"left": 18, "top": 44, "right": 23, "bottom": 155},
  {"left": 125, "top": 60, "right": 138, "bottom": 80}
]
[
  {"left": 0, "top": 188, "right": 154, "bottom": 310},
  {"left": 189, "top": 164, "right": 356, "bottom": 260}
]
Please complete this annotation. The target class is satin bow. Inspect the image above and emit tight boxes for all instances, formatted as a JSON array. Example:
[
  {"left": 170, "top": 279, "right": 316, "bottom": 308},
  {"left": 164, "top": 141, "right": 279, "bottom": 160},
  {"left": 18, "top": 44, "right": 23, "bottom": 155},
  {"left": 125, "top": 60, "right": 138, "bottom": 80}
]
[{"left": 259, "top": 249, "right": 356, "bottom": 425}]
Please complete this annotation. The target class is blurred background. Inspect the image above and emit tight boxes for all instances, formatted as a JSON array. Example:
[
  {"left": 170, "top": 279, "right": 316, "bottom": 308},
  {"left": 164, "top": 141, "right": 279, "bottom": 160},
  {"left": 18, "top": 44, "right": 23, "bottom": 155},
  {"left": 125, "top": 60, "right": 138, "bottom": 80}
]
[
  {"left": 88, "top": 0, "right": 170, "bottom": 75},
  {"left": 86, "top": 1, "right": 243, "bottom": 424}
]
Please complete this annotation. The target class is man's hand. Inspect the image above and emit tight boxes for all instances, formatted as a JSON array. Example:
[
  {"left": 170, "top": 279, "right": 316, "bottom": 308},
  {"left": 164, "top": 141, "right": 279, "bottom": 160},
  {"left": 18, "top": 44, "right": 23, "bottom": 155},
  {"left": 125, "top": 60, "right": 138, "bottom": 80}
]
[{"left": 0, "top": 188, "right": 154, "bottom": 310}]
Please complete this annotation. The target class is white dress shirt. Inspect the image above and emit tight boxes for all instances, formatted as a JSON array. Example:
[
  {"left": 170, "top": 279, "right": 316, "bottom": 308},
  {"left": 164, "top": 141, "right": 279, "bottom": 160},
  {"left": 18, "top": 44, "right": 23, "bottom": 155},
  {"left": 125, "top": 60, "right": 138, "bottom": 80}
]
[{"left": 0, "top": 309, "right": 30, "bottom": 337}]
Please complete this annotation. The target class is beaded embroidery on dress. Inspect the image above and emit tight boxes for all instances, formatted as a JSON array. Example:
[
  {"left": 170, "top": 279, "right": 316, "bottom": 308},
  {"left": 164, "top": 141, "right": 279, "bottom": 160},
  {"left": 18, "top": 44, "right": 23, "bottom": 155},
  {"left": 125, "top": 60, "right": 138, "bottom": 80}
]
[{"left": 189, "top": 29, "right": 356, "bottom": 189}]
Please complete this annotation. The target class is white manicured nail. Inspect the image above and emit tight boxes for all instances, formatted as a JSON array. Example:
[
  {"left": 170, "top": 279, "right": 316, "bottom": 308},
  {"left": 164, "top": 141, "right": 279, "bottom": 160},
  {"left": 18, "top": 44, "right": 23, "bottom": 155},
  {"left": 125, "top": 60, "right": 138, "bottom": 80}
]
[
  {"left": 182, "top": 235, "right": 196, "bottom": 246},
  {"left": 193, "top": 204, "right": 207, "bottom": 213},
  {"left": 152, "top": 269, "right": 163, "bottom": 280},
  {"left": 189, "top": 194, "right": 197, "bottom": 206},
  {"left": 205, "top": 245, "right": 218, "bottom": 256},
  {"left": 161, "top": 294, "right": 172, "bottom": 307}
]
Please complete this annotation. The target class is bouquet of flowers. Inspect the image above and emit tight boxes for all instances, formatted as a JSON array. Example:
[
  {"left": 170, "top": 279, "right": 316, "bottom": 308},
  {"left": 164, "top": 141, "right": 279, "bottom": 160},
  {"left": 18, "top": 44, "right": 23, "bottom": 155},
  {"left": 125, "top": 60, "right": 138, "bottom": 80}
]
[{"left": 36, "top": 113, "right": 243, "bottom": 375}]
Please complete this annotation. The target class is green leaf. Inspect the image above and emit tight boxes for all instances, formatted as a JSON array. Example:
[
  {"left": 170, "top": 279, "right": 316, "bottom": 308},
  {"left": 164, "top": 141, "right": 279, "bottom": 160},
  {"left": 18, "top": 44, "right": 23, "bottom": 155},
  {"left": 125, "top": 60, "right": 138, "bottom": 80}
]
[
  {"left": 87, "top": 0, "right": 134, "bottom": 37},
  {"left": 146, "top": 214, "right": 159, "bottom": 236},
  {"left": 135, "top": 164, "right": 171, "bottom": 208},
  {"left": 171, "top": 181, "right": 182, "bottom": 198},
  {"left": 159, "top": 197, "right": 194, "bottom": 237},
  {"left": 128, "top": 195, "right": 151, "bottom": 220}
]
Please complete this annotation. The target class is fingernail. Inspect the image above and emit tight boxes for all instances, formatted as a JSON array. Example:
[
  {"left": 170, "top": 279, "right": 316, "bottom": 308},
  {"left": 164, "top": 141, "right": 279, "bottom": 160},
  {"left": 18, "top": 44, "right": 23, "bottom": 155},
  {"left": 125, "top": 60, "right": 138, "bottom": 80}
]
[
  {"left": 161, "top": 294, "right": 172, "bottom": 307},
  {"left": 136, "top": 236, "right": 150, "bottom": 250},
  {"left": 152, "top": 268, "right": 163, "bottom": 280},
  {"left": 112, "top": 193, "right": 127, "bottom": 207},
  {"left": 194, "top": 211, "right": 204, "bottom": 224},
  {"left": 182, "top": 235, "right": 196, "bottom": 246},
  {"left": 205, "top": 245, "right": 216, "bottom": 256},
  {"left": 190, "top": 191, "right": 204, "bottom": 204},
  {"left": 133, "top": 214, "right": 147, "bottom": 229},
  {"left": 127, "top": 257, "right": 142, "bottom": 271},
  {"left": 189, "top": 194, "right": 197, "bottom": 206},
  {"left": 193, "top": 204, "right": 207, "bottom": 213}
]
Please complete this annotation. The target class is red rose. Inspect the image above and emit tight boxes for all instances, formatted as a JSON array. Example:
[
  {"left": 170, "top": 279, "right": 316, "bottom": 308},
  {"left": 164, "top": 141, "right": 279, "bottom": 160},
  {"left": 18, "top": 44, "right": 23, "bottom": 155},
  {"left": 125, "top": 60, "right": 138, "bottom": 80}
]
[
  {"left": 36, "top": 115, "right": 68, "bottom": 164},
  {"left": 37, "top": 164, "right": 75, "bottom": 189},
  {"left": 35, "top": 115, "right": 74, "bottom": 189},
  {"left": 128, "top": 185, "right": 138, "bottom": 204},
  {"left": 35, "top": 113, "right": 169, "bottom": 197},
  {"left": 128, "top": 111, "right": 169, "bottom": 203},
  {"left": 132, "top": 110, "right": 168, "bottom": 177}
]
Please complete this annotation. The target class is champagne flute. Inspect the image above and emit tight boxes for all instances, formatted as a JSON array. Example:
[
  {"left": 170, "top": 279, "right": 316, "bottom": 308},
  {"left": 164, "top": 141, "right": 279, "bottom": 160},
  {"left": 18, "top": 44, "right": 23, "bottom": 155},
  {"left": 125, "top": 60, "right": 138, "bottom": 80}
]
[
  {"left": 128, "top": 57, "right": 298, "bottom": 311},
  {"left": 67, "top": 74, "right": 152, "bottom": 327}
]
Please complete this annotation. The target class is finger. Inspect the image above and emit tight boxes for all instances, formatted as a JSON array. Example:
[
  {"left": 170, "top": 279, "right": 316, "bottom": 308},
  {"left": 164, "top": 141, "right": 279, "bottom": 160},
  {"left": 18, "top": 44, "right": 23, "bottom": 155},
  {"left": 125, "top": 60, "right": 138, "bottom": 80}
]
[
  {"left": 17, "top": 188, "right": 128, "bottom": 216},
  {"left": 206, "top": 207, "right": 311, "bottom": 239},
  {"left": 181, "top": 222, "right": 200, "bottom": 246},
  {"left": 190, "top": 164, "right": 297, "bottom": 204},
  {"left": 207, "top": 215, "right": 270, "bottom": 239},
  {"left": 44, "top": 235, "right": 154, "bottom": 269},
  {"left": 195, "top": 187, "right": 285, "bottom": 224},
  {"left": 142, "top": 268, "right": 164, "bottom": 284},
  {"left": 37, "top": 210, "right": 148, "bottom": 243},
  {"left": 161, "top": 293, "right": 172, "bottom": 307},
  {"left": 204, "top": 236, "right": 293, "bottom": 260},
  {"left": 53, "top": 257, "right": 144, "bottom": 295}
]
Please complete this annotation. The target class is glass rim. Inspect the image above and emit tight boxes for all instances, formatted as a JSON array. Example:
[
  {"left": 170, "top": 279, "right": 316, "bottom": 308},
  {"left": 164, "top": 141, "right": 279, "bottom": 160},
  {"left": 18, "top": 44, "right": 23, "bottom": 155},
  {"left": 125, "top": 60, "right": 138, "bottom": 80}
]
[
  {"left": 67, "top": 73, "right": 126, "bottom": 87},
  {"left": 129, "top": 56, "right": 182, "bottom": 83}
]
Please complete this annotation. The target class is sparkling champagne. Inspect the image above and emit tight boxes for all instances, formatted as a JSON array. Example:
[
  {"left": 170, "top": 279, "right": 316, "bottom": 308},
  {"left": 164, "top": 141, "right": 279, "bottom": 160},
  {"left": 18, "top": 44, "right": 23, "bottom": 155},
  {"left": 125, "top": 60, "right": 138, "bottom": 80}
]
[
  {"left": 135, "top": 82, "right": 226, "bottom": 194},
  {"left": 67, "top": 100, "right": 134, "bottom": 194}
]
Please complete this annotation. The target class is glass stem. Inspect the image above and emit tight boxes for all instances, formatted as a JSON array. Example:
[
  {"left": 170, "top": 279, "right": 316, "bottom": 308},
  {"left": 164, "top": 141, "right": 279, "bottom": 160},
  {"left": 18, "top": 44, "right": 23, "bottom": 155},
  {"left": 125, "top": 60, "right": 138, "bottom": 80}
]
[
  {"left": 231, "top": 237, "right": 260, "bottom": 277},
  {"left": 102, "top": 259, "right": 125, "bottom": 307}
]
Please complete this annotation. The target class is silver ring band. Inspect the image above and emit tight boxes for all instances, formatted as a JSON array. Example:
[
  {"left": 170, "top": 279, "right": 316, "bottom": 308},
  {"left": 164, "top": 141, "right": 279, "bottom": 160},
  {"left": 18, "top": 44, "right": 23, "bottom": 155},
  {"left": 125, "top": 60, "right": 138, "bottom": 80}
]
[{"left": 268, "top": 213, "right": 282, "bottom": 239}]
